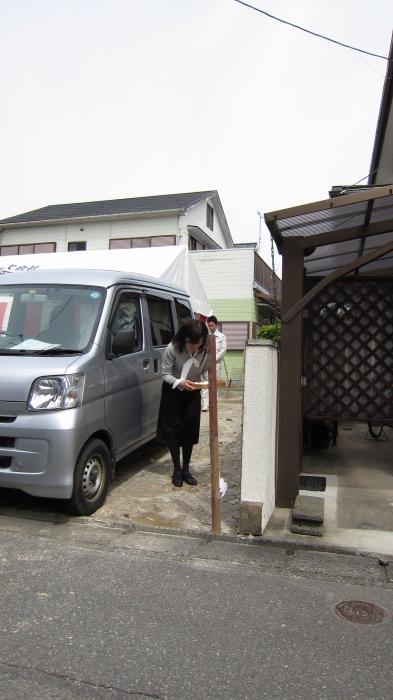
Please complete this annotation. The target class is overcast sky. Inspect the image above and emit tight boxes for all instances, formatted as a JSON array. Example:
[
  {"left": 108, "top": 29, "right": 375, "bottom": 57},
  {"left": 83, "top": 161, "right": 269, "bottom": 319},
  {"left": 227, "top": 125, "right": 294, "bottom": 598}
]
[{"left": 1, "top": 0, "right": 392, "bottom": 269}]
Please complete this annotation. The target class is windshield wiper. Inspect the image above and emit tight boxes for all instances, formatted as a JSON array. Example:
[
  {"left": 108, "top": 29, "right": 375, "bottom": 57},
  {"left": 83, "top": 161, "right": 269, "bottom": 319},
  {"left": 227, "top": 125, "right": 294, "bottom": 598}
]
[{"left": 32, "top": 347, "right": 82, "bottom": 355}]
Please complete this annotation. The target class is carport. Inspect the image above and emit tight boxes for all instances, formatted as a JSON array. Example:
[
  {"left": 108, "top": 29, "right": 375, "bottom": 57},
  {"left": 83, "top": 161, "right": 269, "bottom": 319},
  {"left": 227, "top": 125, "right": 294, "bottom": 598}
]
[{"left": 264, "top": 184, "right": 393, "bottom": 507}]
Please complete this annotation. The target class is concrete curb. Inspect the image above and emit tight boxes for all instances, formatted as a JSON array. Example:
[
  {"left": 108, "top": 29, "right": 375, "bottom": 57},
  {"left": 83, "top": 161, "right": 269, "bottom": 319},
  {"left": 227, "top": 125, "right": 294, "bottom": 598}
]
[{"left": 86, "top": 516, "right": 391, "bottom": 561}]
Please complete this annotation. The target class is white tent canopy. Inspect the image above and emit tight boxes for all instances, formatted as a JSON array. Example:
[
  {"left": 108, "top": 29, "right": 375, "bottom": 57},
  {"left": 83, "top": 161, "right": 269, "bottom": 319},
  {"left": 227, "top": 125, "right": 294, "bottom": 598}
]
[{"left": 0, "top": 245, "right": 212, "bottom": 318}]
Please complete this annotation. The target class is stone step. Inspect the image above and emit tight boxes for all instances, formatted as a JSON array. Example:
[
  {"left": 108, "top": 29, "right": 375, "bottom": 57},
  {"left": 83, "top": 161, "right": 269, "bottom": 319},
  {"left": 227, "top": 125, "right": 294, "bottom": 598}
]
[
  {"left": 292, "top": 494, "right": 325, "bottom": 523},
  {"left": 291, "top": 494, "right": 325, "bottom": 537},
  {"left": 291, "top": 519, "right": 324, "bottom": 536},
  {"left": 299, "top": 474, "right": 326, "bottom": 492}
]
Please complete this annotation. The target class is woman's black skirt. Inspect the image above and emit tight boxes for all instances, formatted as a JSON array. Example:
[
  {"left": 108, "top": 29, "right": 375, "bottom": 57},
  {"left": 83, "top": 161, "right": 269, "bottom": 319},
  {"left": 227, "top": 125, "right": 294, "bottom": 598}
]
[{"left": 156, "top": 382, "right": 201, "bottom": 447}]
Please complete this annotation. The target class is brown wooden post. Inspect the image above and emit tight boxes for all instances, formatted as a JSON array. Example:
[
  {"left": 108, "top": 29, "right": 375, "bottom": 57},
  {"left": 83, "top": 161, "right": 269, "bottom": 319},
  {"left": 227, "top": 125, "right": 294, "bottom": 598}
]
[
  {"left": 208, "top": 334, "right": 221, "bottom": 532},
  {"left": 276, "top": 239, "right": 304, "bottom": 507}
]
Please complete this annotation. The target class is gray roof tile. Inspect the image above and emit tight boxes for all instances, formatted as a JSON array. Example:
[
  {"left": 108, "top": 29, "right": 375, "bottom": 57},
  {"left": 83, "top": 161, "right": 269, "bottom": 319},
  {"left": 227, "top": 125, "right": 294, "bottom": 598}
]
[{"left": 0, "top": 191, "right": 217, "bottom": 225}]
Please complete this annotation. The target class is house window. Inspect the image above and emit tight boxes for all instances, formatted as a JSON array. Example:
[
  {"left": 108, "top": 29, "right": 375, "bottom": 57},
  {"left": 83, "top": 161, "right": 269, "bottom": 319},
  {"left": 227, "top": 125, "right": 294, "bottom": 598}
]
[
  {"left": 131, "top": 238, "right": 150, "bottom": 248},
  {"left": 0, "top": 246, "right": 18, "bottom": 256},
  {"left": 32, "top": 243, "right": 56, "bottom": 254},
  {"left": 109, "top": 239, "right": 131, "bottom": 249},
  {"left": 221, "top": 322, "right": 249, "bottom": 350},
  {"left": 151, "top": 236, "right": 175, "bottom": 247},
  {"left": 18, "top": 244, "right": 34, "bottom": 254},
  {"left": 0, "top": 242, "right": 56, "bottom": 256},
  {"left": 68, "top": 241, "right": 86, "bottom": 252},
  {"left": 206, "top": 203, "right": 214, "bottom": 231},
  {"left": 109, "top": 236, "right": 176, "bottom": 249},
  {"left": 188, "top": 236, "right": 205, "bottom": 251}
]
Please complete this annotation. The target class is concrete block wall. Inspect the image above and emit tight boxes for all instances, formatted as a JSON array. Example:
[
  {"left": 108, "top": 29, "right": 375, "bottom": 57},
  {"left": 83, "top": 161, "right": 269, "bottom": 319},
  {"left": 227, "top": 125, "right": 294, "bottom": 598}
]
[{"left": 239, "top": 340, "right": 278, "bottom": 534}]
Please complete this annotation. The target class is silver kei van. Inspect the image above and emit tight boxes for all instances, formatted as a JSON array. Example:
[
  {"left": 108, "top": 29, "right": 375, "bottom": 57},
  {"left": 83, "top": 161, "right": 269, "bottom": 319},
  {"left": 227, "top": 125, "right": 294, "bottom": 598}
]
[{"left": 0, "top": 268, "right": 193, "bottom": 515}]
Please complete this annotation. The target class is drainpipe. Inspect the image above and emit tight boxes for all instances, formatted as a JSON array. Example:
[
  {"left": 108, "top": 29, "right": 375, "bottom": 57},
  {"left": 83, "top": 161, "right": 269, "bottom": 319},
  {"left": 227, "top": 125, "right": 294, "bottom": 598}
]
[{"left": 178, "top": 214, "right": 188, "bottom": 246}]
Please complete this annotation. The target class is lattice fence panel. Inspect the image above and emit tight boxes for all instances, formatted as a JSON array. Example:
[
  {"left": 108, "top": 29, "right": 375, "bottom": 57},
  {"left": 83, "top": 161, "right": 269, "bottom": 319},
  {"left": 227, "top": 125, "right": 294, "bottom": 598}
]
[{"left": 304, "top": 278, "right": 393, "bottom": 422}]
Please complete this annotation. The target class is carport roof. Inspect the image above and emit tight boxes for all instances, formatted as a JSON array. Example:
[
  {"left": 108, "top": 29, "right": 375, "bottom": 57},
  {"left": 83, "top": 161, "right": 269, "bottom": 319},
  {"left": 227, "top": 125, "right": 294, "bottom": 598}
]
[{"left": 264, "top": 184, "right": 393, "bottom": 277}]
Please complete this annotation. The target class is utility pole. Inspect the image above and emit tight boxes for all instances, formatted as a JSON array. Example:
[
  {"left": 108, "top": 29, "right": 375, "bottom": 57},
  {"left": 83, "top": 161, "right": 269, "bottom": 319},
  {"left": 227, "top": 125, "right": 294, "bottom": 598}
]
[{"left": 257, "top": 211, "right": 263, "bottom": 253}]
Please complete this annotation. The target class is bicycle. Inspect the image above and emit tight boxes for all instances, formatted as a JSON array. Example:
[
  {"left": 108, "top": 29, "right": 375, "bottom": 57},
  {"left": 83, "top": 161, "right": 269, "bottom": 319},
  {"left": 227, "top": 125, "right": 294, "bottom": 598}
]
[{"left": 367, "top": 422, "right": 384, "bottom": 439}]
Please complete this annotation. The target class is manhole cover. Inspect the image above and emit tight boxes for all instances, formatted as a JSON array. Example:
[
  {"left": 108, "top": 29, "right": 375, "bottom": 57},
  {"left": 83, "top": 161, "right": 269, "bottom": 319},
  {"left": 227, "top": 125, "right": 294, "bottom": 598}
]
[{"left": 334, "top": 600, "right": 390, "bottom": 625}]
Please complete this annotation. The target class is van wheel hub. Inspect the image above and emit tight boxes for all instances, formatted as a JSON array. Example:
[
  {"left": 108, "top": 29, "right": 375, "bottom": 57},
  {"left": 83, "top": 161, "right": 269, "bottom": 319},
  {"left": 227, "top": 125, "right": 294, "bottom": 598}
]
[{"left": 82, "top": 456, "right": 103, "bottom": 500}]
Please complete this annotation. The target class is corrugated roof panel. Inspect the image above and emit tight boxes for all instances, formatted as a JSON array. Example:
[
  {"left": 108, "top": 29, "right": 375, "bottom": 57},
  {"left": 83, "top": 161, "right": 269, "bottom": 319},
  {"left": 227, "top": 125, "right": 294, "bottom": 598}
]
[
  {"left": 265, "top": 186, "right": 393, "bottom": 277},
  {"left": 279, "top": 201, "right": 369, "bottom": 238},
  {"left": 369, "top": 193, "right": 393, "bottom": 222}
]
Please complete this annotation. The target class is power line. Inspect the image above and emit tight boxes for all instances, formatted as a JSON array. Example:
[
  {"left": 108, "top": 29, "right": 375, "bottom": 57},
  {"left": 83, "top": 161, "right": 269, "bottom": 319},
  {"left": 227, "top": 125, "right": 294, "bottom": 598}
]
[
  {"left": 233, "top": 0, "right": 392, "bottom": 61},
  {"left": 339, "top": 158, "right": 393, "bottom": 194}
]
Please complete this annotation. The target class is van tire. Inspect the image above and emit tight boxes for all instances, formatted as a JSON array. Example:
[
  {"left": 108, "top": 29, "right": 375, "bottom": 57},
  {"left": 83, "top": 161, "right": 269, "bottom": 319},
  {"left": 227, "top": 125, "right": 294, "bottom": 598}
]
[{"left": 70, "top": 439, "right": 110, "bottom": 516}]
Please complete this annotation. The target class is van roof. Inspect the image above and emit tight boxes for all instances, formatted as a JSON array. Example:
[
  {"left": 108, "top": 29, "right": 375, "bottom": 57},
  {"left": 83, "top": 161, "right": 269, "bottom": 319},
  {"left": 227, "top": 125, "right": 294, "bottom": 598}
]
[{"left": 0, "top": 267, "right": 189, "bottom": 296}]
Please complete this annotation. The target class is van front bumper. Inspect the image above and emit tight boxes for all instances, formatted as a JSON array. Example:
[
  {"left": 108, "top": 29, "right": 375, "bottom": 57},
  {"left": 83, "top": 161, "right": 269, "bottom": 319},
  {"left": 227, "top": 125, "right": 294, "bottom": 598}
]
[{"left": 0, "top": 403, "right": 90, "bottom": 499}]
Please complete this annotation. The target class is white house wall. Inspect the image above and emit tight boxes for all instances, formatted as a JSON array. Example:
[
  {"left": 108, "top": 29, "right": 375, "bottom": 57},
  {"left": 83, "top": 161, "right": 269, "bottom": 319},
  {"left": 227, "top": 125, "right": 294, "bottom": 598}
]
[
  {"left": 1, "top": 202, "right": 228, "bottom": 251},
  {"left": 109, "top": 216, "right": 178, "bottom": 242},
  {"left": 0, "top": 215, "right": 181, "bottom": 252},
  {"left": 186, "top": 199, "right": 229, "bottom": 249},
  {"left": 191, "top": 249, "right": 255, "bottom": 299},
  {"left": 0, "top": 224, "right": 68, "bottom": 249}
]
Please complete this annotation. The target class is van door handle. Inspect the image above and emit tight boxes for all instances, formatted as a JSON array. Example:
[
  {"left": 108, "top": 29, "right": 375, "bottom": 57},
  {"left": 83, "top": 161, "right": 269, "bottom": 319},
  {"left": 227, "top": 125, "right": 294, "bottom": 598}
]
[{"left": 143, "top": 359, "right": 150, "bottom": 372}]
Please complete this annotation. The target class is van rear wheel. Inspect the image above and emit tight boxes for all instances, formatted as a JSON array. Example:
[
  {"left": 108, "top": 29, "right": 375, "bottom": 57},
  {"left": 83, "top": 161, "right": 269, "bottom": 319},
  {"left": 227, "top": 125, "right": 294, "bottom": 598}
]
[{"left": 70, "top": 439, "right": 110, "bottom": 516}]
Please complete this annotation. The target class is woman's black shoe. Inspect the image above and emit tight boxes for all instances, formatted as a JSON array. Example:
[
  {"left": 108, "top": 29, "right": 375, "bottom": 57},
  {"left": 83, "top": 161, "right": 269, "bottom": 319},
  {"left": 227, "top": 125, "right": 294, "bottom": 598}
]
[
  {"left": 182, "top": 472, "right": 198, "bottom": 486},
  {"left": 172, "top": 474, "right": 183, "bottom": 487}
]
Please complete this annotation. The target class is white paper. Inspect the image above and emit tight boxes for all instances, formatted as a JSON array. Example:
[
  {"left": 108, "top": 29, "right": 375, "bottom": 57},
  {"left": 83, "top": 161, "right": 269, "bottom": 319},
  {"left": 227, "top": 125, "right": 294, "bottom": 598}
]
[
  {"left": 219, "top": 477, "right": 228, "bottom": 499},
  {"left": 12, "top": 339, "right": 59, "bottom": 350}
]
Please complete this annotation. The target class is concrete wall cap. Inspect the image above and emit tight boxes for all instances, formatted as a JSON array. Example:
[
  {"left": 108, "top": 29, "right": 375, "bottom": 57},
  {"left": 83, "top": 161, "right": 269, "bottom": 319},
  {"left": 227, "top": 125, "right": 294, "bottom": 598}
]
[{"left": 246, "top": 339, "right": 278, "bottom": 346}]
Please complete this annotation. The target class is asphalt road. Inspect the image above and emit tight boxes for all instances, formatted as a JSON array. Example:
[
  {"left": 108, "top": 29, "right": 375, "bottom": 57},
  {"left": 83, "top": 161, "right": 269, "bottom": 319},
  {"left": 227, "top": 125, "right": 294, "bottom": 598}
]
[{"left": 0, "top": 514, "right": 392, "bottom": 700}]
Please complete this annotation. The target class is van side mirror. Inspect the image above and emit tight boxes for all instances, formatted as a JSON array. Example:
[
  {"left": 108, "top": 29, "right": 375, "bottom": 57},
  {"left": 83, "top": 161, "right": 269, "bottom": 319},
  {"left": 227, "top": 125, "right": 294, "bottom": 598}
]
[{"left": 111, "top": 329, "right": 136, "bottom": 356}]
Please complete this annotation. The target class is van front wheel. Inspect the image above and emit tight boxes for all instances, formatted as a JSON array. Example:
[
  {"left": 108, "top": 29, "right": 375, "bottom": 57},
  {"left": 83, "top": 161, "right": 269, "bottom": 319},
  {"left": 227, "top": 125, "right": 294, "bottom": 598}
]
[{"left": 70, "top": 439, "right": 110, "bottom": 516}]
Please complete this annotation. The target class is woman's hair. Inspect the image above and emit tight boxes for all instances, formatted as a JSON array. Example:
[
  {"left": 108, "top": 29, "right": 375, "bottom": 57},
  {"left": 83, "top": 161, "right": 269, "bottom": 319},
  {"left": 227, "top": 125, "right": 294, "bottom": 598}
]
[{"left": 173, "top": 318, "right": 208, "bottom": 352}]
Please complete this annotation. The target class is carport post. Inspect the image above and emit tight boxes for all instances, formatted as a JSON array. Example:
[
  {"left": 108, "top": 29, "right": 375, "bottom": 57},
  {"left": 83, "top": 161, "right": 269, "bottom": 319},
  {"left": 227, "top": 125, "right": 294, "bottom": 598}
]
[
  {"left": 207, "top": 334, "right": 221, "bottom": 533},
  {"left": 276, "top": 239, "right": 304, "bottom": 507}
]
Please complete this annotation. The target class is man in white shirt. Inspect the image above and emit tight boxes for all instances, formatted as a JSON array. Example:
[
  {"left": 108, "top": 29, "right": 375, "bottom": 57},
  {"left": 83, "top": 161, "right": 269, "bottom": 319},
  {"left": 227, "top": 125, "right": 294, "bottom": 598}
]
[{"left": 201, "top": 315, "right": 227, "bottom": 411}]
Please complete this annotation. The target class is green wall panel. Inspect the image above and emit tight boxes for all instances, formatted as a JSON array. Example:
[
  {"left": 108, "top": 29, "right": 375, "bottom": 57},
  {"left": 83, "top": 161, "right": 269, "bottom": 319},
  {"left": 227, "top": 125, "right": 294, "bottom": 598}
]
[{"left": 208, "top": 298, "right": 257, "bottom": 323}]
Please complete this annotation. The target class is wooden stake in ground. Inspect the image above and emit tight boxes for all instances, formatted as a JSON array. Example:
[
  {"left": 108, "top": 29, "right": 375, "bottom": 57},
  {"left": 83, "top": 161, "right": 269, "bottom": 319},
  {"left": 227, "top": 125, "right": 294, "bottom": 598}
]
[{"left": 207, "top": 334, "right": 221, "bottom": 533}]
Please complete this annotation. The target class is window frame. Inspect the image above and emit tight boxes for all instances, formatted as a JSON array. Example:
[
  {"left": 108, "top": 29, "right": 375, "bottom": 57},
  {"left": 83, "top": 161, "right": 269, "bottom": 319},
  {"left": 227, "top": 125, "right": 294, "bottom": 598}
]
[
  {"left": 146, "top": 294, "right": 175, "bottom": 348},
  {"left": 0, "top": 242, "right": 56, "bottom": 256},
  {"left": 109, "top": 236, "right": 176, "bottom": 250},
  {"left": 206, "top": 204, "right": 214, "bottom": 231},
  {"left": 107, "top": 291, "right": 143, "bottom": 356},
  {"left": 68, "top": 241, "right": 87, "bottom": 252}
]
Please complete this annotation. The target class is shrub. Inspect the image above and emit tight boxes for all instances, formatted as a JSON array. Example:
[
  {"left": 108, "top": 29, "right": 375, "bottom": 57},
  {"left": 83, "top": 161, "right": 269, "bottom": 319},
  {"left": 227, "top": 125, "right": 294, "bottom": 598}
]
[{"left": 257, "top": 321, "right": 281, "bottom": 343}]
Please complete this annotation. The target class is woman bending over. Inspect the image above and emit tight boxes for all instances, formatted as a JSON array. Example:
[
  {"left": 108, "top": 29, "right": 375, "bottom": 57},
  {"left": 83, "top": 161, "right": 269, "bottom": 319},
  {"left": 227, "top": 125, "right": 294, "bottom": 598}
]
[{"left": 156, "top": 318, "right": 209, "bottom": 487}]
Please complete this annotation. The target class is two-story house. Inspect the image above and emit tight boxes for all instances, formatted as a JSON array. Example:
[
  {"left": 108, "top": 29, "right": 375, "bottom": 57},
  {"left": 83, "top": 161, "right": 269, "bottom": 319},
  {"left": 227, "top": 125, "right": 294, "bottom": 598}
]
[{"left": 0, "top": 190, "right": 280, "bottom": 375}]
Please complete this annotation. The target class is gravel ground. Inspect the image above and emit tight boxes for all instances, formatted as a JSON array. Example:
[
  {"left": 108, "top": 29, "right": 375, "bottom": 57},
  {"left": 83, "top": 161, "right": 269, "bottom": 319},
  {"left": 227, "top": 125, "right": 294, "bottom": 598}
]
[{"left": 91, "top": 386, "right": 244, "bottom": 534}]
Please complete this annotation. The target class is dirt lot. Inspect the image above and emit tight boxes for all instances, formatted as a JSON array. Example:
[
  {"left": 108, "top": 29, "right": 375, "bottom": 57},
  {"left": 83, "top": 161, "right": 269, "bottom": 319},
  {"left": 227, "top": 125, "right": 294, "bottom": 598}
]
[
  {"left": 0, "top": 386, "right": 243, "bottom": 534},
  {"left": 91, "top": 386, "right": 243, "bottom": 534}
]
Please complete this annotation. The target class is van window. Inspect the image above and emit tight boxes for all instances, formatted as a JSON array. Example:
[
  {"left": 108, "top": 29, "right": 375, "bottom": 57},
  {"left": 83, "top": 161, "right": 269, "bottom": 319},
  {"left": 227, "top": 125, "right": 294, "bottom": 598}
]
[
  {"left": 109, "top": 293, "right": 142, "bottom": 353},
  {"left": 174, "top": 298, "right": 193, "bottom": 327},
  {"left": 146, "top": 295, "right": 174, "bottom": 347},
  {"left": 0, "top": 284, "right": 104, "bottom": 352}
]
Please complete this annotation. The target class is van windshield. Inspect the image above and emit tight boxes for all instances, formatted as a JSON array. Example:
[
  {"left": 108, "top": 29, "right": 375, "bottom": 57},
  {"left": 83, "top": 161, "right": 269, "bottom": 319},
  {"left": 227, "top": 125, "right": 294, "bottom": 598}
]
[{"left": 0, "top": 284, "right": 105, "bottom": 354}]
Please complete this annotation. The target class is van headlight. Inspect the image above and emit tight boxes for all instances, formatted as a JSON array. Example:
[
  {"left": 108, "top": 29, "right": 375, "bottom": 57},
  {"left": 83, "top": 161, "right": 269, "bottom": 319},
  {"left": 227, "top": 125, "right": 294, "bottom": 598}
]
[{"left": 28, "top": 374, "right": 85, "bottom": 411}]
